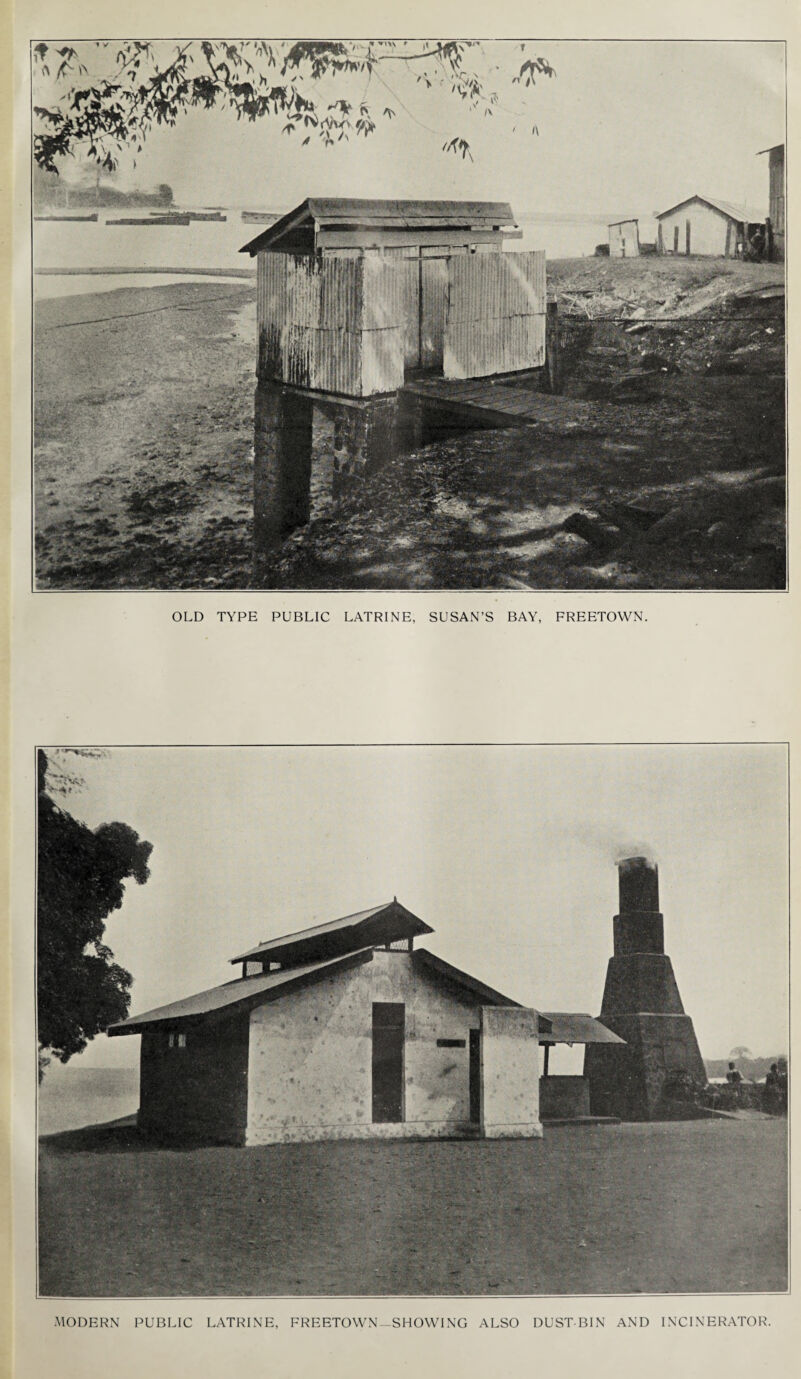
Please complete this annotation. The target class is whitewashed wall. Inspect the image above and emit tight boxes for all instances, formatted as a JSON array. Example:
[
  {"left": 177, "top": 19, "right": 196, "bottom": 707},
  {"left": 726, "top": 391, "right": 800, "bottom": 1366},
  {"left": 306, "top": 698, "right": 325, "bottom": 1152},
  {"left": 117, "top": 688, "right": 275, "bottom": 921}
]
[
  {"left": 658, "top": 201, "right": 735, "bottom": 257},
  {"left": 246, "top": 951, "right": 483, "bottom": 1144}
]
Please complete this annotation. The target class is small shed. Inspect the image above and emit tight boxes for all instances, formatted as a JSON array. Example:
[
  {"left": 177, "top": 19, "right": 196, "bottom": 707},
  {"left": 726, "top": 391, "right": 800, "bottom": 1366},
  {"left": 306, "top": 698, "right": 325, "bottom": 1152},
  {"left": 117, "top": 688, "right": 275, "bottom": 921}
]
[
  {"left": 656, "top": 195, "right": 765, "bottom": 258},
  {"left": 608, "top": 219, "right": 640, "bottom": 258},
  {"left": 240, "top": 198, "right": 546, "bottom": 396},
  {"left": 108, "top": 898, "right": 623, "bottom": 1146}
]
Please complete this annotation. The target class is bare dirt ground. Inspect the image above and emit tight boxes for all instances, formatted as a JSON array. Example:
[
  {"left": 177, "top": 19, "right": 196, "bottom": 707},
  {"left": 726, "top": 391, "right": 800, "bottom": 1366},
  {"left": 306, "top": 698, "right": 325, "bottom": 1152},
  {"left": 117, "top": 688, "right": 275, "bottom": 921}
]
[
  {"left": 39, "top": 1117, "right": 787, "bottom": 1297},
  {"left": 34, "top": 259, "right": 785, "bottom": 590}
]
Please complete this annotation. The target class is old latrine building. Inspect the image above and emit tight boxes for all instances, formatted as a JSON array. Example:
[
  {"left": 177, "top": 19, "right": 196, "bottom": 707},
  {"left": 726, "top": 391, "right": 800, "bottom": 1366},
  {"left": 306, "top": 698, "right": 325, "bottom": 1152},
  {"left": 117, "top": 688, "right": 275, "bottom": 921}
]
[
  {"left": 108, "top": 898, "right": 623, "bottom": 1145},
  {"left": 656, "top": 194, "right": 765, "bottom": 258},
  {"left": 240, "top": 198, "right": 547, "bottom": 396}
]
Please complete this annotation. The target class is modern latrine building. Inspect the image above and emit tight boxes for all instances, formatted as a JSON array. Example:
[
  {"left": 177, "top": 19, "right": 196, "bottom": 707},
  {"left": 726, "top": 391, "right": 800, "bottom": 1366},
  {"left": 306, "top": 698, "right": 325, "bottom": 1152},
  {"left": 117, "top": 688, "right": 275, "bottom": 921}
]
[
  {"left": 108, "top": 898, "right": 622, "bottom": 1146},
  {"left": 241, "top": 198, "right": 546, "bottom": 393},
  {"left": 656, "top": 195, "right": 765, "bottom": 258}
]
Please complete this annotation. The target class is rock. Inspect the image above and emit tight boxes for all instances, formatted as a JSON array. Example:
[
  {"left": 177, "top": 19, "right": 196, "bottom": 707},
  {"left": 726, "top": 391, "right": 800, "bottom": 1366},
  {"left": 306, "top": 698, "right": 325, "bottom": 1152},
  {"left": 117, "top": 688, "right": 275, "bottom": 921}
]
[{"left": 562, "top": 511, "right": 622, "bottom": 551}]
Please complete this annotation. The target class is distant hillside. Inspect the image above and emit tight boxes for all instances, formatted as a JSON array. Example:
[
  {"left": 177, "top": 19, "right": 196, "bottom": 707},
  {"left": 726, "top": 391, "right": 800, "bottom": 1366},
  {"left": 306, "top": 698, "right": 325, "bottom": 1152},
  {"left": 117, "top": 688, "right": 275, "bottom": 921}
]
[{"left": 34, "top": 166, "right": 173, "bottom": 211}]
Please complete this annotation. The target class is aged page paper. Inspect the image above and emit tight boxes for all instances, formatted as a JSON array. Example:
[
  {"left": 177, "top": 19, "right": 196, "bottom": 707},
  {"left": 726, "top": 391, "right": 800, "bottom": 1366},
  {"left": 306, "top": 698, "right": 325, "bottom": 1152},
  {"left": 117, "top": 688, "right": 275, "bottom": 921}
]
[{"left": 9, "top": 2, "right": 800, "bottom": 1378}]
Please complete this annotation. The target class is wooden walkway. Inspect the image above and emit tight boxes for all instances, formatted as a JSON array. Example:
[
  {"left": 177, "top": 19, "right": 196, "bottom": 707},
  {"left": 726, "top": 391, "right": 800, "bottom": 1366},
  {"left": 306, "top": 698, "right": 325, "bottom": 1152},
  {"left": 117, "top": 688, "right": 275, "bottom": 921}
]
[{"left": 400, "top": 377, "right": 593, "bottom": 429}]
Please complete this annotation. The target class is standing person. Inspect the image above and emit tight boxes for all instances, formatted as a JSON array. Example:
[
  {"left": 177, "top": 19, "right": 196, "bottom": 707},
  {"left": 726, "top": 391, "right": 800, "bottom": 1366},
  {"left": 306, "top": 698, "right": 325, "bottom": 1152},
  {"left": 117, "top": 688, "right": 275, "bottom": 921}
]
[
  {"left": 726, "top": 1061, "right": 743, "bottom": 1104},
  {"left": 763, "top": 1063, "right": 781, "bottom": 1114}
]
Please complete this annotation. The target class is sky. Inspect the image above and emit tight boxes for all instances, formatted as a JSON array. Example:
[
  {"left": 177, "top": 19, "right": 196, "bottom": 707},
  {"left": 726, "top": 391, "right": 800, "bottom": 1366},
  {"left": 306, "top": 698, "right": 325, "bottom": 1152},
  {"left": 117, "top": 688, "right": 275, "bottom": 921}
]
[
  {"left": 39, "top": 744, "right": 789, "bottom": 1075},
  {"left": 41, "top": 39, "right": 785, "bottom": 218}
]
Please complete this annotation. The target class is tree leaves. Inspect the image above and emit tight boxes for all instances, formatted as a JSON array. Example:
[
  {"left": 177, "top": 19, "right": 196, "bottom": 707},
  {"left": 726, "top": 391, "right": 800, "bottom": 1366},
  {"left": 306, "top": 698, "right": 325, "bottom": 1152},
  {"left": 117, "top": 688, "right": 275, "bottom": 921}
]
[
  {"left": 32, "top": 39, "right": 554, "bottom": 173},
  {"left": 442, "top": 136, "right": 473, "bottom": 161},
  {"left": 37, "top": 750, "right": 153, "bottom": 1067}
]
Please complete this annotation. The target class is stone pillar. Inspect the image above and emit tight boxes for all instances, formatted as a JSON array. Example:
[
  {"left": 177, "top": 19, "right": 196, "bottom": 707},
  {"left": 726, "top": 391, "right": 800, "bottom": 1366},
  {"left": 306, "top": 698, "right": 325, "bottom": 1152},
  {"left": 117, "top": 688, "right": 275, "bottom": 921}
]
[
  {"left": 253, "top": 383, "right": 314, "bottom": 555},
  {"left": 331, "top": 395, "right": 399, "bottom": 499},
  {"left": 479, "top": 1006, "right": 542, "bottom": 1139}
]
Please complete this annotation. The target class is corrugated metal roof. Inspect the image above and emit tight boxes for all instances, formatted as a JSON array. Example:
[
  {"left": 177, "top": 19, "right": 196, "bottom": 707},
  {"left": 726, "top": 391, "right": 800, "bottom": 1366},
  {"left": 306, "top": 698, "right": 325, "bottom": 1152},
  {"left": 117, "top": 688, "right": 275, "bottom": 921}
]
[
  {"left": 413, "top": 948, "right": 520, "bottom": 1008},
  {"left": 656, "top": 194, "right": 761, "bottom": 224},
  {"left": 242, "top": 197, "right": 515, "bottom": 255},
  {"left": 108, "top": 949, "right": 375, "bottom": 1035},
  {"left": 230, "top": 899, "right": 433, "bottom": 965},
  {"left": 540, "top": 1013, "right": 626, "bottom": 1046}
]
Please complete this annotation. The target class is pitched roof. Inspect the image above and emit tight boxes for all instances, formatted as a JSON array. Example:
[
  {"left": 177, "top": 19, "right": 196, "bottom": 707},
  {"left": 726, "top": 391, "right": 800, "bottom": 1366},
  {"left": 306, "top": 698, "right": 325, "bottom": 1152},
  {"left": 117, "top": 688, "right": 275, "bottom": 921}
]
[
  {"left": 656, "top": 194, "right": 761, "bottom": 223},
  {"left": 108, "top": 949, "right": 375, "bottom": 1035},
  {"left": 413, "top": 948, "right": 520, "bottom": 1008},
  {"left": 230, "top": 899, "right": 433, "bottom": 966},
  {"left": 539, "top": 1012, "right": 626, "bottom": 1045},
  {"left": 241, "top": 197, "right": 515, "bottom": 254}
]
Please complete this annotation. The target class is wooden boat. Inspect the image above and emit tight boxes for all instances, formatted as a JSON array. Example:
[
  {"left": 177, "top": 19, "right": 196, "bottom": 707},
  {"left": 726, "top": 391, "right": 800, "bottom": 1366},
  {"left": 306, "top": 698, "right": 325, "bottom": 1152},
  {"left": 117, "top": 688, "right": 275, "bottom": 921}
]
[
  {"left": 34, "top": 212, "right": 99, "bottom": 222},
  {"left": 107, "top": 214, "right": 191, "bottom": 226},
  {"left": 153, "top": 209, "right": 226, "bottom": 222},
  {"left": 241, "top": 210, "right": 281, "bottom": 223}
]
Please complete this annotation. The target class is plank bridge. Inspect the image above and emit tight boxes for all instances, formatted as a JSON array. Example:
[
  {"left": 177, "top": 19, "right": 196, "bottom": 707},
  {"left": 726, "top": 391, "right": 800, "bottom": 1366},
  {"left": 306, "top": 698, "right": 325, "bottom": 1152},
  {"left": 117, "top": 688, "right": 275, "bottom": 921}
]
[{"left": 399, "top": 376, "right": 593, "bottom": 430}]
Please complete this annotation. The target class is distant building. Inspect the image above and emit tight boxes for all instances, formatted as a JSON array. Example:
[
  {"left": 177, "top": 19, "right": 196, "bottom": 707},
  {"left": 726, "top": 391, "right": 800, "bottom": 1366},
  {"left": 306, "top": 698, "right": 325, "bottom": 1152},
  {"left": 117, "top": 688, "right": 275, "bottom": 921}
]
[
  {"left": 758, "top": 144, "right": 785, "bottom": 261},
  {"left": 608, "top": 218, "right": 640, "bottom": 258},
  {"left": 656, "top": 194, "right": 765, "bottom": 258},
  {"left": 108, "top": 897, "right": 622, "bottom": 1145}
]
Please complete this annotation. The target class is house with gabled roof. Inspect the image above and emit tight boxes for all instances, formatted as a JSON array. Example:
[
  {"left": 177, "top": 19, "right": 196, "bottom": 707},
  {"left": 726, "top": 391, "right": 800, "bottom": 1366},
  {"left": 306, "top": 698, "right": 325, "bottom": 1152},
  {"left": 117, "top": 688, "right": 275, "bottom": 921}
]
[
  {"left": 656, "top": 194, "right": 766, "bottom": 258},
  {"left": 108, "top": 898, "right": 622, "bottom": 1145}
]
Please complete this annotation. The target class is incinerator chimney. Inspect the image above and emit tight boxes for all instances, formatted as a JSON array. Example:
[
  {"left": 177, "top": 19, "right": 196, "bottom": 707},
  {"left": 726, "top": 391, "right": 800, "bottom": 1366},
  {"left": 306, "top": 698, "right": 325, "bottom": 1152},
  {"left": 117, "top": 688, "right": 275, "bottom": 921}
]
[{"left": 584, "top": 855, "right": 705, "bottom": 1120}]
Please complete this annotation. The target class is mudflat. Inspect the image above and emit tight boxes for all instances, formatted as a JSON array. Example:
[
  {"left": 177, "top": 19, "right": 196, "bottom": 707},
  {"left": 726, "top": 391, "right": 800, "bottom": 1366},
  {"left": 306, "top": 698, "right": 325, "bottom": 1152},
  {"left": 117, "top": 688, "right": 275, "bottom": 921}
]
[
  {"left": 34, "top": 281, "right": 255, "bottom": 590},
  {"left": 39, "top": 1118, "right": 787, "bottom": 1296}
]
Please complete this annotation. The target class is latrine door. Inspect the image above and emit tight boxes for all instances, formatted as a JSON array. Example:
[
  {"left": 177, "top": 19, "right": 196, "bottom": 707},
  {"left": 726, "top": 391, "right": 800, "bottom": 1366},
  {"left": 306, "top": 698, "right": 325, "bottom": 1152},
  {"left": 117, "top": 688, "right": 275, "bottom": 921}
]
[
  {"left": 419, "top": 255, "right": 449, "bottom": 370},
  {"left": 372, "top": 1002, "right": 405, "bottom": 1123}
]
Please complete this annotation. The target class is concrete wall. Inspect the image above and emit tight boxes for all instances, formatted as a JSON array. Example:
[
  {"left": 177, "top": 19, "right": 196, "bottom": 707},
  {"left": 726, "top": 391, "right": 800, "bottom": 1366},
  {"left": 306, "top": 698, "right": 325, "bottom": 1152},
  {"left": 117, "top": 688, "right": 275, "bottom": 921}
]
[
  {"left": 657, "top": 201, "right": 735, "bottom": 257},
  {"left": 139, "top": 1013, "right": 250, "bottom": 1144},
  {"left": 480, "top": 1006, "right": 542, "bottom": 1139},
  {"left": 246, "top": 951, "right": 484, "bottom": 1144}
]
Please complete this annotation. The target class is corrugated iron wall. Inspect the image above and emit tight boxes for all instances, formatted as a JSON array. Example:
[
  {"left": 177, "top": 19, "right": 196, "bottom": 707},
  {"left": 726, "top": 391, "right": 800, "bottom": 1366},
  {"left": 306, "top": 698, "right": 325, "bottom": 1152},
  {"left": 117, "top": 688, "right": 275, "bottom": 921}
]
[
  {"left": 257, "top": 252, "right": 410, "bottom": 396},
  {"left": 257, "top": 247, "right": 547, "bottom": 394},
  {"left": 443, "top": 251, "right": 546, "bottom": 379}
]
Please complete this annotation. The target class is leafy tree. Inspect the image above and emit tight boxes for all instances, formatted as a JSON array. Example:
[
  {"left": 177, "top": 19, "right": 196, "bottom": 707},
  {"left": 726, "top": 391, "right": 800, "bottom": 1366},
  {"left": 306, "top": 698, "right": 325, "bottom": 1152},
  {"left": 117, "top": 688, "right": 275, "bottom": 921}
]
[
  {"left": 37, "top": 750, "right": 153, "bottom": 1076},
  {"left": 32, "top": 40, "right": 554, "bottom": 173}
]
